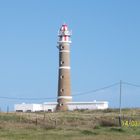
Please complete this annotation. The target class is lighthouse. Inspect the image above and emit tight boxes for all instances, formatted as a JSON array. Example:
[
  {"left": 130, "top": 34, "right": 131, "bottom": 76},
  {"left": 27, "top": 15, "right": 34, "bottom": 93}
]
[
  {"left": 56, "top": 24, "right": 72, "bottom": 111},
  {"left": 14, "top": 24, "right": 109, "bottom": 112}
]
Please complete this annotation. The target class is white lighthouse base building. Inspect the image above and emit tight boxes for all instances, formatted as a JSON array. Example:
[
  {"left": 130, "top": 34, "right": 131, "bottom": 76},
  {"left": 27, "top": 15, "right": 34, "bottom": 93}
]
[{"left": 14, "top": 101, "right": 108, "bottom": 112}]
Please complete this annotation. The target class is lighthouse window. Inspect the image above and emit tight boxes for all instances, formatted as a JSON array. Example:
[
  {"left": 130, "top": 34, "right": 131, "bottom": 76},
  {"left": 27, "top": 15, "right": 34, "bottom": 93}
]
[
  {"left": 60, "top": 75, "right": 64, "bottom": 79},
  {"left": 60, "top": 89, "right": 64, "bottom": 92},
  {"left": 60, "top": 61, "right": 64, "bottom": 65},
  {"left": 61, "top": 46, "right": 64, "bottom": 50},
  {"left": 59, "top": 103, "right": 63, "bottom": 106}
]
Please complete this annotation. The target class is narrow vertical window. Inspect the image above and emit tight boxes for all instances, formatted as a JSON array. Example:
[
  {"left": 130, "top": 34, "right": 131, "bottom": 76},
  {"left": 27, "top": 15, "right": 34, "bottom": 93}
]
[
  {"left": 60, "top": 61, "right": 64, "bottom": 65},
  {"left": 60, "top": 89, "right": 64, "bottom": 92},
  {"left": 61, "top": 46, "right": 64, "bottom": 50},
  {"left": 60, "top": 75, "right": 64, "bottom": 79}
]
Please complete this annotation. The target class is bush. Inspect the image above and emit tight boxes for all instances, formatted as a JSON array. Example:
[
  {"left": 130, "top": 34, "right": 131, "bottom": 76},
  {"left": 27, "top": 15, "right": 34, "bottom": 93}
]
[
  {"left": 82, "top": 130, "right": 98, "bottom": 135},
  {"left": 110, "top": 127, "right": 125, "bottom": 132},
  {"left": 99, "top": 118, "right": 119, "bottom": 127}
]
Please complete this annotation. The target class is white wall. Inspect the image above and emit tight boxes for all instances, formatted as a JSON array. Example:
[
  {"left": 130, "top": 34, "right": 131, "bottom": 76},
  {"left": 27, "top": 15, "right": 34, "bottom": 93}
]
[
  {"left": 42, "top": 103, "right": 57, "bottom": 112},
  {"left": 68, "top": 102, "right": 108, "bottom": 111},
  {"left": 15, "top": 103, "right": 42, "bottom": 112},
  {"left": 14, "top": 101, "right": 108, "bottom": 112}
]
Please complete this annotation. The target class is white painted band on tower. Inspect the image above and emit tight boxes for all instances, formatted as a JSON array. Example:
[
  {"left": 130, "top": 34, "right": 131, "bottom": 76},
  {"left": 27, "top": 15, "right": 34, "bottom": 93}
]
[
  {"left": 58, "top": 41, "right": 71, "bottom": 43},
  {"left": 58, "top": 96, "right": 72, "bottom": 99},
  {"left": 59, "top": 50, "right": 70, "bottom": 53},
  {"left": 59, "top": 66, "right": 71, "bottom": 69}
]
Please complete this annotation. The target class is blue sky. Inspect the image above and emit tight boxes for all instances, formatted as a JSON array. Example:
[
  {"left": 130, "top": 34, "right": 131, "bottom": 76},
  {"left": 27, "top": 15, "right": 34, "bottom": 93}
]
[{"left": 0, "top": 0, "right": 140, "bottom": 111}]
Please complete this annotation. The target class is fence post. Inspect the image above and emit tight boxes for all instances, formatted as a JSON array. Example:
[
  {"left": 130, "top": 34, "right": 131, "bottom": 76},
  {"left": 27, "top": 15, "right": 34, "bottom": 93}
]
[
  {"left": 119, "top": 80, "right": 122, "bottom": 127},
  {"left": 35, "top": 114, "right": 38, "bottom": 126}
]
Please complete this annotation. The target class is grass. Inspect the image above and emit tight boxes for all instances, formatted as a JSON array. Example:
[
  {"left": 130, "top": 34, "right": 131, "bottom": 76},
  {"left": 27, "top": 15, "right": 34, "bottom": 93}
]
[
  {"left": 0, "top": 109, "right": 139, "bottom": 140},
  {"left": 0, "top": 126, "right": 139, "bottom": 140}
]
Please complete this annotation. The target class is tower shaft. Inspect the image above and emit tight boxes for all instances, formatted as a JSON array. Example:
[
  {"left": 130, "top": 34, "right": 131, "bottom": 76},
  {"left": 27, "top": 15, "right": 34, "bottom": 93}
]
[{"left": 56, "top": 24, "right": 72, "bottom": 111}]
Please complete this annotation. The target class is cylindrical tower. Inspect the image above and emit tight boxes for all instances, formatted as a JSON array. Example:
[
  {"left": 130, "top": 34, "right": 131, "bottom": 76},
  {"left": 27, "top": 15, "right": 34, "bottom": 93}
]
[{"left": 56, "top": 24, "right": 72, "bottom": 111}]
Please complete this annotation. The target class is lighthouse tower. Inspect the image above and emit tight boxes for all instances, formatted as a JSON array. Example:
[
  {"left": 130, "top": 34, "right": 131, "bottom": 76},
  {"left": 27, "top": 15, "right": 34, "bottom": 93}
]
[{"left": 56, "top": 24, "right": 72, "bottom": 111}]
